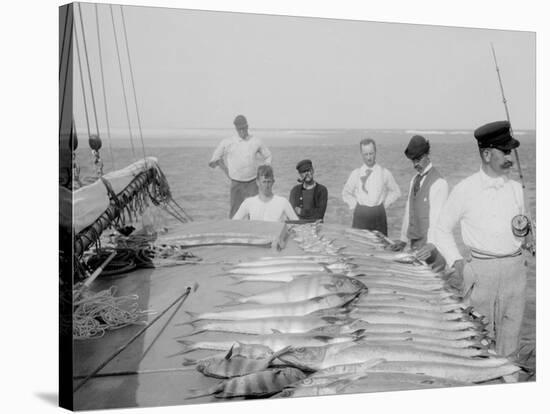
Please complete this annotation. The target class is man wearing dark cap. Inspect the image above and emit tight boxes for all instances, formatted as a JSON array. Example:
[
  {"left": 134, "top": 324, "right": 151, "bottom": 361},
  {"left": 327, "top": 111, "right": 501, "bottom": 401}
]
[
  {"left": 289, "top": 159, "right": 328, "bottom": 222},
  {"left": 209, "top": 115, "right": 272, "bottom": 218},
  {"left": 342, "top": 138, "right": 401, "bottom": 235},
  {"left": 434, "top": 121, "right": 527, "bottom": 378},
  {"left": 390, "top": 135, "right": 448, "bottom": 271}
]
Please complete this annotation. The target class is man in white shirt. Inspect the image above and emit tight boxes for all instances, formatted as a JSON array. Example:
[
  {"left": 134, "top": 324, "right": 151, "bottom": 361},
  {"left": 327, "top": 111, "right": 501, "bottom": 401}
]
[
  {"left": 342, "top": 138, "right": 401, "bottom": 235},
  {"left": 209, "top": 115, "right": 272, "bottom": 218},
  {"left": 391, "top": 135, "right": 448, "bottom": 271},
  {"left": 434, "top": 120, "right": 527, "bottom": 372},
  {"left": 233, "top": 165, "right": 299, "bottom": 222}
]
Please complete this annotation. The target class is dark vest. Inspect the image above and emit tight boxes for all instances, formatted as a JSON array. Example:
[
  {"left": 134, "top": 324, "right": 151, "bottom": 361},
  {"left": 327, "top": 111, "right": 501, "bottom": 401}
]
[{"left": 407, "top": 167, "right": 442, "bottom": 242}]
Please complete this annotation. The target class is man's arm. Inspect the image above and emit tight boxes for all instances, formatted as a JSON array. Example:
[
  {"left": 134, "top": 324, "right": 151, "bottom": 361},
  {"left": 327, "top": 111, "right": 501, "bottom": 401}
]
[
  {"left": 426, "top": 178, "right": 449, "bottom": 244},
  {"left": 383, "top": 169, "right": 401, "bottom": 208},
  {"left": 283, "top": 198, "right": 299, "bottom": 221},
  {"left": 257, "top": 140, "right": 272, "bottom": 165},
  {"left": 342, "top": 170, "right": 358, "bottom": 210},
  {"left": 399, "top": 177, "right": 414, "bottom": 243},
  {"left": 208, "top": 140, "right": 230, "bottom": 178},
  {"left": 232, "top": 199, "right": 250, "bottom": 220},
  {"left": 434, "top": 184, "right": 464, "bottom": 266},
  {"left": 312, "top": 185, "right": 328, "bottom": 220}
]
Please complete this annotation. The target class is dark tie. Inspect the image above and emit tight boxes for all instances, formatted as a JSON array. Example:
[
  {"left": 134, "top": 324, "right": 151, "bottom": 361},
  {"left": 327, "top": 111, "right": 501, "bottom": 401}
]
[
  {"left": 413, "top": 173, "right": 424, "bottom": 196},
  {"left": 360, "top": 169, "right": 373, "bottom": 192}
]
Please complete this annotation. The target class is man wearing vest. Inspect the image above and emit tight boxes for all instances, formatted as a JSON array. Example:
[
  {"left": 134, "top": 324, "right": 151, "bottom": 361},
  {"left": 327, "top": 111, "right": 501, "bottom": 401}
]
[
  {"left": 289, "top": 159, "right": 328, "bottom": 222},
  {"left": 390, "top": 135, "right": 448, "bottom": 271},
  {"left": 434, "top": 121, "right": 527, "bottom": 382}
]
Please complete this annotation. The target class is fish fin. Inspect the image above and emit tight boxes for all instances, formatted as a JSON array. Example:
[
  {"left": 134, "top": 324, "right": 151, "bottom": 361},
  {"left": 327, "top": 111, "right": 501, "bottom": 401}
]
[
  {"left": 185, "top": 383, "right": 224, "bottom": 400},
  {"left": 173, "top": 329, "right": 206, "bottom": 339},
  {"left": 182, "top": 358, "right": 198, "bottom": 366},
  {"left": 271, "top": 328, "right": 283, "bottom": 334},
  {"left": 362, "top": 358, "right": 386, "bottom": 368},
  {"left": 270, "top": 345, "right": 293, "bottom": 362},
  {"left": 182, "top": 311, "right": 199, "bottom": 322},
  {"left": 172, "top": 339, "right": 197, "bottom": 356},
  {"left": 225, "top": 344, "right": 235, "bottom": 360},
  {"left": 321, "top": 283, "right": 338, "bottom": 292},
  {"left": 321, "top": 264, "right": 334, "bottom": 273},
  {"left": 351, "top": 328, "right": 366, "bottom": 338}
]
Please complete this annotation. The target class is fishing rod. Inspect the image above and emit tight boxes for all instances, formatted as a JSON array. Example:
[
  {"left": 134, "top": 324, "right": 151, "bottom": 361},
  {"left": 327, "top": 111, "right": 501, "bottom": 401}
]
[{"left": 490, "top": 43, "right": 536, "bottom": 254}]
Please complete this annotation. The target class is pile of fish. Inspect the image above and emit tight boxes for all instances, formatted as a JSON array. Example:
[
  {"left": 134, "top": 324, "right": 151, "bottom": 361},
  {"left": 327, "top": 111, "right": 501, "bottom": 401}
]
[{"left": 175, "top": 224, "right": 520, "bottom": 400}]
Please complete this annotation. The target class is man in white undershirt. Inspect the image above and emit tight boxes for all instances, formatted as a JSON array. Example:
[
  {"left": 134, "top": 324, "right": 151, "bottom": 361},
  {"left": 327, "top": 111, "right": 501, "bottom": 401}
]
[
  {"left": 434, "top": 120, "right": 527, "bottom": 379},
  {"left": 390, "top": 135, "right": 448, "bottom": 271},
  {"left": 233, "top": 165, "right": 298, "bottom": 222}
]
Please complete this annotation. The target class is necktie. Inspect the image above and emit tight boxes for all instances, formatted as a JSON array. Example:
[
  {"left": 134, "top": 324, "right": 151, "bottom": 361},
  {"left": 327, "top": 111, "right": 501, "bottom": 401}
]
[
  {"left": 360, "top": 169, "right": 372, "bottom": 192},
  {"left": 413, "top": 173, "right": 423, "bottom": 196}
]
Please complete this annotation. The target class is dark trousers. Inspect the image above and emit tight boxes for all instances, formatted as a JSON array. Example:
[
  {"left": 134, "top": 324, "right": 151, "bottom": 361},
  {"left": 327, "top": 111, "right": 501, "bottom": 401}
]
[
  {"left": 229, "top": 179, "right": 258, "bottom": 218},
  {"left": 352, "top": 204, "right": 388, "bottom": 236},
  {"left": 410, "top": 237, "right": 447, "bottom": 270}
]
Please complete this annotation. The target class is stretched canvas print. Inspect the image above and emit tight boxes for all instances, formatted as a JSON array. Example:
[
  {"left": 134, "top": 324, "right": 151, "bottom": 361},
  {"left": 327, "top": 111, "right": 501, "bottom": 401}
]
[{"left": 59, "top": 2, "right": 536, "bottom": 411}]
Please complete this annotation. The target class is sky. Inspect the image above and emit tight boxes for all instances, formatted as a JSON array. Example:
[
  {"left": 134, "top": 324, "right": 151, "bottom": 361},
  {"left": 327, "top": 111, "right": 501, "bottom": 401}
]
[{"left": 70, "top": 2, "right": 535, "bottom": 133}]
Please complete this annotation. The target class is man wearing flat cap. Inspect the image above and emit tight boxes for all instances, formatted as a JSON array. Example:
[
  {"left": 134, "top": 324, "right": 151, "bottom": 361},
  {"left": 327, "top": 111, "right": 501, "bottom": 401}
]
[
  {"left": 390, "top": 135, "right": 448, "bottom": 271},
  {"left": 342, "top": 138, "right": 401, "bottom": 235},
  {"left": 434, "top": 121, "right": 527, "bottom": 378},
  {"left": 209, "top": 115, "right": 272, "bottom": 218},
  {"left": 289, "top": 159, "right": 328, "bottom": 222}
]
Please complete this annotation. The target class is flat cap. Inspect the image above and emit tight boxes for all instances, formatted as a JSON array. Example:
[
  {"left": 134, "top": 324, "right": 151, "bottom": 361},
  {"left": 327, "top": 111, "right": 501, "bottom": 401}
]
[
  {"left": 404, "top": 135, "right": 430, "bottom": 160},
  {"left": 233, "top": 115, "right": 248, "bottom": 127},
  {"left": 474, "top": 120, "right": 519, "bottom": 151},
  {"left": 296, "top": 159, "right": 313, "bottom": 173}
]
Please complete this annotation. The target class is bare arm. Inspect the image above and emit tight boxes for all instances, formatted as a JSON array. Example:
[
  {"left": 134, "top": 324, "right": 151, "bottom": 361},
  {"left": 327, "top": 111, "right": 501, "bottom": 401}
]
[
  {"left": 383, "top": 169, "right": 401, "bottom": 208},
  {"left": 342, "top": 170, "right": 358, "bottom": 210}
]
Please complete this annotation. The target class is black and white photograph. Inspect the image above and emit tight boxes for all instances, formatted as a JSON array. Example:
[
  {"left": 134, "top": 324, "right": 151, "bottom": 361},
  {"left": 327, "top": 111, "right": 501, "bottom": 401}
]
[
  {"left": 15, "top": 0, "right": 542, "bottom": 412},
  {"left": 57, "top": 1, "right": 540, "bottom": 411}
]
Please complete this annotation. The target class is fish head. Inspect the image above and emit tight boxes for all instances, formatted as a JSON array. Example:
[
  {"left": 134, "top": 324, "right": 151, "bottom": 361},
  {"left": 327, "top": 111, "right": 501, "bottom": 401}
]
[
  {"left": 195, "top": 360, "right": 211, "bottom": 374},
  {"left": 277, "top": 346, "right": 326, "bottom": 371}
]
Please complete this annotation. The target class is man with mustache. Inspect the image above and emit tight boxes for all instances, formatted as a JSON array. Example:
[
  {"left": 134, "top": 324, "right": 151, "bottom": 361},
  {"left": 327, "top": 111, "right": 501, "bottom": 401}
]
[
  {"left": 434, "top": 120, "right": 526, "bottom": 380},
  {"left": 289, "top": 159, "right": 328, "bottom": 222},
  {"left": 390, "top": 135, "right": 448, "bottom": 271}
]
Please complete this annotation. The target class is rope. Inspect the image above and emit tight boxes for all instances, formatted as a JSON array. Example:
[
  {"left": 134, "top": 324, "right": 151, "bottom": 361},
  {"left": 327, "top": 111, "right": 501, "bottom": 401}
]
[
  {"left": 76, "top": 3, "right": 101, "bottom": 139},
  {"left": 109, "top": 4, "right": 136, "bottom": 158},
  {"left": 74, "top": 24, "right": 92, "bottom": 139},
  {"left": 59, "top": 5, "right": 73, "bottom": 137},
  {"left": 95, "top": 3, "right": 115, "bottom": 171},
  {"left": 120, "top": 5, "right": 147, "bottom": 159},
  {"left": 73, "top": 285, "right": 153, "bottom": 340}
]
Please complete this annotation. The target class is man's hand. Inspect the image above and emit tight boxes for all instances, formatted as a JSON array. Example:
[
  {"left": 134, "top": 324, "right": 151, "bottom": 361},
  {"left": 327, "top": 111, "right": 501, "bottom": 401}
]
[
  {"left": 447, "top": 259, "right": 465, "bottom": 292},
  {"left": 294, "top": 206, "right": 302, "bottom": 216},
  {"left": 415, "top": 243, "right": 435, "bottom": 261},
  {"left": 388, "top": 240, "right": 406, "bottom": 252}
]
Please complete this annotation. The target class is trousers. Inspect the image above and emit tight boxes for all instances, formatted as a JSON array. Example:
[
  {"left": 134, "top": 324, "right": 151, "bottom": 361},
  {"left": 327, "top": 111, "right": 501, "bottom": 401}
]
[
  {"left": 462, "top": 254, "right": 527, "bottom": 357},
  {"left": 352, "top": 204, "right": 388, "bottom": 235}
]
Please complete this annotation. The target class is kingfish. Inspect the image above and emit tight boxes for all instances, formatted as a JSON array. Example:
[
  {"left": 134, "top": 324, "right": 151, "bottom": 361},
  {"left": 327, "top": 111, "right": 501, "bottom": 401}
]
[
  {"left": 220, "top": 274, "right": 366, "bottom": 305},
  {"left": 353, "top": 305, "right": 466, "bottom": 321},
  {"left": 277, "top": 343, "right": 511, "bottom": 371},
  {"left": 183, "top": 291, "right": 362, "bottom": 321}
]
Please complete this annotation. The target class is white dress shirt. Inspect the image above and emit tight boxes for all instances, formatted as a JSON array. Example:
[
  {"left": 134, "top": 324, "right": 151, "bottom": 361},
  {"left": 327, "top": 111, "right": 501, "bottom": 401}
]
[
  {"left": 342, "top": 164, "right": 401, "bottom": 210},
  {"left": 399, "top": 163, "right": 449, "bottom": 244},
  {"left": 434, "top": 167, "right": 525, "bottom": 265},
  {"left": 233, "top": 195, "right": 299, "bottom": 222},
  {"left": 209, "top": 135, "right": 272, "bottom": 181}
]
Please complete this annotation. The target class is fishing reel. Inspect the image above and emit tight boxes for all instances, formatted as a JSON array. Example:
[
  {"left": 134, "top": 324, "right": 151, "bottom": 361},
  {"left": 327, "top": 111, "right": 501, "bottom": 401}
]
[{"left": 512, "top": 215, "right": 536, "bottom": 255}]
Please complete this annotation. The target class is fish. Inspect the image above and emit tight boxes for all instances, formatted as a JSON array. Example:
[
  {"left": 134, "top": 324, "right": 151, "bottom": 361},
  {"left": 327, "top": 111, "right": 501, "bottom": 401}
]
[
  {"left": 362, "top": 284, "right": 457, "bottom": 300},
  {"left": 183, "top": 291, "right": 362, "bottom": 321},
  {"left": 354, "top": 275, "right": 447, "bottom": 291},
  {"left": 228, "top": 263, "right": 332, "bottom": 275},
  {"left": 277, "top": 342, "right": 510, "bottom": 371},
  {"left": 232, "top": 258, "right": 341, "bottom": 268},
  {"left": 353, "top": 340, "right": 490, "bottom": 358},
  {"left": 358, "top": 296, "right": 464, "bottom": 313},
  {"left": 178, "top": 315, "right": 347, "bottom": 336},
  {"left": 174, "top": 332, "right": 358, "bottom": 355},
  {"left": 353, "top": 305, "right": 466, "bottom": 321},
  {"left": 187, "top": 367, "right": 307, "bottom": 399},
  {"left": 195, "top": 345, "right": 291, "bottom": 379},
  {"left": 350, "top": 310, "right": 484, "bottom": 331},
  {"left": 357, "top": 360, "right": 521, "bottom": 383},
  {"left": 182, "top": 342, "right": 276, "bottom": 366},
  {"left": 220, "top": 274, "right": 366, "bottom": 305}
]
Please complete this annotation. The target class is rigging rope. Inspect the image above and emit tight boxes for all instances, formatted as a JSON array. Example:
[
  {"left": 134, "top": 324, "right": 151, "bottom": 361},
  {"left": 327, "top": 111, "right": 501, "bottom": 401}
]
[
  {"left": 120, "top": 5, "right": 147, "bottom": 159},
  {"left": 110, "top": 4, "right": 137, "bottom": 158},
  {"left": 59, "top": 5, "right": 73, "bottom": 137},
  {"left": 77, "top": 3, "right": 101, "bottom": 140},
  {"left": 95, "top": 3, "right": 115, "bottom": 171},
  {"left": 74, "top": 24, "right": 92, "bottom": 140}
]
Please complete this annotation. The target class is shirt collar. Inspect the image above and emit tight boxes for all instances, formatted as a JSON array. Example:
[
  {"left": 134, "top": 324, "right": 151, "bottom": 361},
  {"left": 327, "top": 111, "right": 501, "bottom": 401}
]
[
  {"left": 360, "top": 164, "right": 378, "bottom": 174},
  {"left": 418, "top": 163, "right": 433, "bottom": 177},
  {"left": 479, "top": 167, "right": 508, "bottom": 189}
]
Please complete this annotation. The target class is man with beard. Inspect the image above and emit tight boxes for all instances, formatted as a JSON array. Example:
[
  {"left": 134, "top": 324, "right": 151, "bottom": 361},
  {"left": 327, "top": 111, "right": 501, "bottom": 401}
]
[
  {"left": 390, "top": 135, "right": 448, "bottom": 271},
  {"left": 342, "top": 138, "right": 401, "bottom": 235},
  {"left": 233, "top": 165, "right": 298, "bottom": 222},
  {"left": 289, "top": 159, "right": 328, "bottom": 222},
  {"left": 434, "top": 120, "right": 527, "bottom": 380}
]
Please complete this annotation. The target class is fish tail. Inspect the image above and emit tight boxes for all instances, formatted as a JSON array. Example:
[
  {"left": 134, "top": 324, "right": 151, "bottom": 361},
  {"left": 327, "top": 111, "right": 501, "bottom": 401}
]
[
  {"left": 173, "top": 328, "right": 206, "bottom": 338},
  {"left": 185, "top": 384, "right": 223, "bottom": 399},
  {"left": 171, "top": 340, "right": 198, "bottom": 356},
  {"left": 181, "top": 357, "right": 198, "bottom": 366}
]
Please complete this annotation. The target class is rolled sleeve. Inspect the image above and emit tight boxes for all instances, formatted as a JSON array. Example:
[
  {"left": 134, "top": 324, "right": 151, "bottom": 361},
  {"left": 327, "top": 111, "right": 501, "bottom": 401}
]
[
  {"left": 342, "top": 170, "right": 358, "bottom": 210},
  {"left": 434, "top": 184, "right": 464, "bottom": 265}
]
